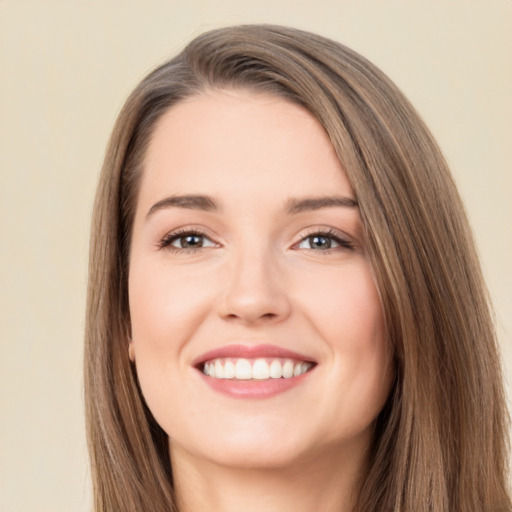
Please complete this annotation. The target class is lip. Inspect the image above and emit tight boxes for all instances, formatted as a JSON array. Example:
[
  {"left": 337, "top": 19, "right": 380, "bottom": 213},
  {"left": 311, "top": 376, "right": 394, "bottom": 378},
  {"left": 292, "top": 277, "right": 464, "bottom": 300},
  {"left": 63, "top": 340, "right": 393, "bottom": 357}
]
[
  {"left": 192, "top": 344, "right": 316, "bottom": 366},
  {"left": 192, "top": 344, "right": 317, "bottom": 399}
]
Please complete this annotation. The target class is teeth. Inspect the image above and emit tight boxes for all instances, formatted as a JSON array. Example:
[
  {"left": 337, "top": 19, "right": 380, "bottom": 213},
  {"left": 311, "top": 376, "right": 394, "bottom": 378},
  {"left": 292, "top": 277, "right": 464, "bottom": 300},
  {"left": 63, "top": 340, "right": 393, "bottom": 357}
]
[
  {"left": 224, "top": 360, "right": 235, "bottom": 379},
  {"left": 269, "top": 359, "right": 282, "bottom": 378},
  {"left": 215, "top": 360, "right": 223, "bottom": 378},
  {"left": 235, "top": 359, "right": 252, "bottom": 380},
  {"left": 282, "top": 360, "right": 294, "bottom": 379},
  {"left": 253, "top": 358, "right": 270, "bottom": 380},
  {"left": 202, "top": 358, "right": 312, "bottom": 380}
]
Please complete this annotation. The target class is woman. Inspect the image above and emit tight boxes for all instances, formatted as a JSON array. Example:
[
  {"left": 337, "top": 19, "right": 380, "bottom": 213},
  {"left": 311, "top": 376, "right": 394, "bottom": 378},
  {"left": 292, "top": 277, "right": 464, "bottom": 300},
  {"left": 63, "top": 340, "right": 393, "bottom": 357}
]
[{"left": 84, "top": 25, "right": 511, "bottom": 511}]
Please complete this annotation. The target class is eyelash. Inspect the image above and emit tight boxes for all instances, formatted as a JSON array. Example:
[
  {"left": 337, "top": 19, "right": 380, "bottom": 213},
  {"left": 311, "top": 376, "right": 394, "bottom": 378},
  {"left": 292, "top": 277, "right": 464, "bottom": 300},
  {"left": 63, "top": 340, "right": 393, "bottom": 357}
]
[
  {"left": 294, "top": 228, "right": 355, "bottom": 252},
  {"left": 158, "top": 228, "right": 215, "bottom": 253},
  {"left": 158, "top": 227, "right": 355, "bottom": 253}
]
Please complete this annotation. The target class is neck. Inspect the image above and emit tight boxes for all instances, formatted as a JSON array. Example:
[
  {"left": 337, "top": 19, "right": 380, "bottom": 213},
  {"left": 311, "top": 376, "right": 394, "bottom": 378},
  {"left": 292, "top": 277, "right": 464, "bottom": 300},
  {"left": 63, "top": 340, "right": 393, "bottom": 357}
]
[{"left": 170, "top": 442, "right": 368, "bottom": 512}]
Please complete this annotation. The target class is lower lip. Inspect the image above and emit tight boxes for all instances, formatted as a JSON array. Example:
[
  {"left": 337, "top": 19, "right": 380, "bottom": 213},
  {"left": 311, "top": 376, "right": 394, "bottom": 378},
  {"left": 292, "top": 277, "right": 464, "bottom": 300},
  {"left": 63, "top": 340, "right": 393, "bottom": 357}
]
[{"left": 198, "top": 370, "right": 313, "bottom": 399}]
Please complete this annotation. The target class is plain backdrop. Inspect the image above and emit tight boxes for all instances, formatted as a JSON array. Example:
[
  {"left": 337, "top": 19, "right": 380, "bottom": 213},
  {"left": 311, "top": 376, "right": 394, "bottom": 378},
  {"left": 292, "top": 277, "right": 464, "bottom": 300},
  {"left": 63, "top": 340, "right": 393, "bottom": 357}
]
[{"left": 0, "top": 1, "right": 510, "bottom": 511}]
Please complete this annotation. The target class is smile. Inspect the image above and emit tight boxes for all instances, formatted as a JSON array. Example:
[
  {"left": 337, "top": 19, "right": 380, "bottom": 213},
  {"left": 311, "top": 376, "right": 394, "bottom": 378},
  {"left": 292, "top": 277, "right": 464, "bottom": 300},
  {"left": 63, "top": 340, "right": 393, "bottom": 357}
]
[
  {"left": 203, "top": 357, "right": 313, "bottom": 380},
  {"left": 194, "top": 344, "right": 317, "bottom": 398}
]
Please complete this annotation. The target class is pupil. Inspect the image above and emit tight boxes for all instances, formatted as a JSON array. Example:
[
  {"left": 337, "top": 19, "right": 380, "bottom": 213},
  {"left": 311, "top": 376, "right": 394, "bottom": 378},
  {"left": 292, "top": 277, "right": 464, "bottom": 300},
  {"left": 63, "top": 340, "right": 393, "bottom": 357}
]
[
  {"left": 182, "top": 235, "right": 202, "bottom": 248},
  {"left": 310, "top": 235, "right": 331, "bottom": 249}
]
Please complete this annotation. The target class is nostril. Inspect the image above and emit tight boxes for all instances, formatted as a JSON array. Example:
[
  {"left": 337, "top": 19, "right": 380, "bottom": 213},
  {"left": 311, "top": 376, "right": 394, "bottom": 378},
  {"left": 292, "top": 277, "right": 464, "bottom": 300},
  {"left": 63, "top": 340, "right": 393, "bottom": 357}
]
[
  {"left": 223, "top": 310, "right": 280, "bottom": 323},
  {"left": 217, "top": 277, "right": 292, "bottom": 324}
]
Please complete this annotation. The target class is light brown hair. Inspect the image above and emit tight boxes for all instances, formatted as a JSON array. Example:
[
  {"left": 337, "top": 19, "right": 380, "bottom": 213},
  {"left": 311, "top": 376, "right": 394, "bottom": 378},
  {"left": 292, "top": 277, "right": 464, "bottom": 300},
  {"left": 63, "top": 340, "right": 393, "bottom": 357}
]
[{"left": 85, "top": 25, "right": 511, "bottom": 511}]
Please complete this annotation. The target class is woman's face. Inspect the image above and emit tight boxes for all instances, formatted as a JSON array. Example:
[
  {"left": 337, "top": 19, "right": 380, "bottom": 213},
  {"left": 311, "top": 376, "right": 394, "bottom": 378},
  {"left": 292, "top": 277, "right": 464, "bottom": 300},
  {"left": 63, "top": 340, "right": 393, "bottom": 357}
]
[{"left": 128, "top": 90, "right": 393, "bottom": 470}]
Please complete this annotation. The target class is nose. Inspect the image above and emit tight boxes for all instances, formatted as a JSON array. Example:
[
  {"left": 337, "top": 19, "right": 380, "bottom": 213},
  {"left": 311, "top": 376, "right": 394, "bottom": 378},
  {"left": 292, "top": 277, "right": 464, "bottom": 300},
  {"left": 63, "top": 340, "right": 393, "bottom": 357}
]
[{"left": 217, "top": 246, "right": 292, "bottom": 326}]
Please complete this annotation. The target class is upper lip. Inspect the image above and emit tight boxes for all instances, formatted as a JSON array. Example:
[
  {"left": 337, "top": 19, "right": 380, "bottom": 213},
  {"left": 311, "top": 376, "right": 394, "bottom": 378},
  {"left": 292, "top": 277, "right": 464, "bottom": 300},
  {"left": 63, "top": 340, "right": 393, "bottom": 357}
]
[{"left": 192, "top": 344, "right": 317, "bottom": 367}]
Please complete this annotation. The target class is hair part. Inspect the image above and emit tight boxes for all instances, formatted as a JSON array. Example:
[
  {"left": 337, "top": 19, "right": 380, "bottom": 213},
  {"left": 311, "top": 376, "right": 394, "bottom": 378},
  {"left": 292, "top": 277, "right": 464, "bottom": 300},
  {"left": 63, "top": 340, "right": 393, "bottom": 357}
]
[{"left": 85, "top": 24, "right": 511, "bottom": 511}]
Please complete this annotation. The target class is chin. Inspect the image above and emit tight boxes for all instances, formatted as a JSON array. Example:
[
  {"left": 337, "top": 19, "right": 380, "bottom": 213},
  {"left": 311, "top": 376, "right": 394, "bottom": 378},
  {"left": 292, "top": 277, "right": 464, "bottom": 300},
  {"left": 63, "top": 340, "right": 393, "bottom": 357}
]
[
  {"left": 169, "top": 418, "right": 370, "bottom": 473},
  {"left": 185, "top": 445, "right": 309, "bottom": 471},
  {"left": 168, "top": 422, "right": 314, "bottom": 471}
]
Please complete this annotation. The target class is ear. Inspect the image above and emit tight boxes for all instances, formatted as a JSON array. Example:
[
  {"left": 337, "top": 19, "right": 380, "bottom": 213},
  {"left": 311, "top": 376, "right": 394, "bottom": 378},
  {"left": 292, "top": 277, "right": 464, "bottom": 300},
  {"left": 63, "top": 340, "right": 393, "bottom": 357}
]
[{"left": 128, "top": 341, "right": 135, "bottom": 362}]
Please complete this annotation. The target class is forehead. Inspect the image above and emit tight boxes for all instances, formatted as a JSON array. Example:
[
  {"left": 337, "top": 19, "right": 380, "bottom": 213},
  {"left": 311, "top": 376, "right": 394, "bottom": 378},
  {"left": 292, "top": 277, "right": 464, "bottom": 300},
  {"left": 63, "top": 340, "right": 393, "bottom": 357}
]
[{"left": 139, "top": 89, "right": 353, "bottom": 209}]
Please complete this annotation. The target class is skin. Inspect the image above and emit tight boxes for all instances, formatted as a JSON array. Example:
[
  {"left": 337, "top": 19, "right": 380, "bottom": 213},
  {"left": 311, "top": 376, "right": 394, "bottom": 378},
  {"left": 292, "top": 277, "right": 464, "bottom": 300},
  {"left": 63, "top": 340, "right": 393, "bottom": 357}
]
[{"left": 128, "top": 89, "right": 394, "bottom": 512}]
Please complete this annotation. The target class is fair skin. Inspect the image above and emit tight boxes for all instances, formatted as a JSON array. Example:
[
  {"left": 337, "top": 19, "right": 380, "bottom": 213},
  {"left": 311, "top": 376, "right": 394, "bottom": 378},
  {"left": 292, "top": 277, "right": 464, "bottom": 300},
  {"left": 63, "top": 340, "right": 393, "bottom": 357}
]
[{"left": 128, "top": 89, "right": 394, "bottom": 512}]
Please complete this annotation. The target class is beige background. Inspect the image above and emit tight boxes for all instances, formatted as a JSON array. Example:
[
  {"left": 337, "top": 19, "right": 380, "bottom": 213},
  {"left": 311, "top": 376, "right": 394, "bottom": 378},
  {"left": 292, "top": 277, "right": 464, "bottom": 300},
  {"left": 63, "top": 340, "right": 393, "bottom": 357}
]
[{"left": 0, "top": 1, "right": 510, "bottom": 511}]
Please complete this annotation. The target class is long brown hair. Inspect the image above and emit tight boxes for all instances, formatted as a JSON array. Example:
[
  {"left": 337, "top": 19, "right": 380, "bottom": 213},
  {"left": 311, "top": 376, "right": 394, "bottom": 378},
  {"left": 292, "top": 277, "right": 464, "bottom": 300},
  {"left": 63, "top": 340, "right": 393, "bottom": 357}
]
[{"left": 85, "top": 25, "right": 511, "bottom": 511}]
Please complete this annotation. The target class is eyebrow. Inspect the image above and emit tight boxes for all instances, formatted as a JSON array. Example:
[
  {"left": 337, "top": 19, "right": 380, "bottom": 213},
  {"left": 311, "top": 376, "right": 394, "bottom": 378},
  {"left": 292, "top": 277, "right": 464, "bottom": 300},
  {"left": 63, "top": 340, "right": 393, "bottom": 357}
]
[
  {"left": 146, "top": 194, "right": 219, "bottom": 218},
  {"left": 285, "top": 196, "right": 358, "bottom": 214},
  {"left": 146, "top": 193, "right": 358, "bottom": 218}
]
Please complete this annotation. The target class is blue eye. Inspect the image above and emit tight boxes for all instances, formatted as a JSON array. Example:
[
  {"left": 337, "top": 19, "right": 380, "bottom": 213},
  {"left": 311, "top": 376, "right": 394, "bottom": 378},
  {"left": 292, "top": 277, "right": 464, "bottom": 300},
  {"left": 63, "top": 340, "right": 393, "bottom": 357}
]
[
  {"left": 160, "top": 230, "right": 217, "bottom": 251},
  {"left": 296, "top": 231, "right": 353, "bottom": 251},
  {"left": 300, "top": 235, "right": 338, "bottom": 250}
]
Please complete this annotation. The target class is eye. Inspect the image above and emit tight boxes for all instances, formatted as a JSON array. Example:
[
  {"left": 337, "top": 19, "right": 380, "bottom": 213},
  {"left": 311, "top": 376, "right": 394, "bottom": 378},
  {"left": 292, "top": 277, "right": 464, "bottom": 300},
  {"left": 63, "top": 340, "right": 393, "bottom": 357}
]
[
  {"left": 160, "top": 230, "right": 217, "bottom": 251},
  {"left": 295, "top": 230, "right": 354, "bottom": 251},
  {"left": 298, "top": 234, "right": 337, "bottom": 250}
]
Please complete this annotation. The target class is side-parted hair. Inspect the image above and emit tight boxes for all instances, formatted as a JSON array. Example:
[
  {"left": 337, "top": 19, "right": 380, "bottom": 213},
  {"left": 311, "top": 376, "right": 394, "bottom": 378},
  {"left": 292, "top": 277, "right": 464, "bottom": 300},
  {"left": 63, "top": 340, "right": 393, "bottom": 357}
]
[{"left": 85, "top": 25, "right": 511, "bottom": 512}]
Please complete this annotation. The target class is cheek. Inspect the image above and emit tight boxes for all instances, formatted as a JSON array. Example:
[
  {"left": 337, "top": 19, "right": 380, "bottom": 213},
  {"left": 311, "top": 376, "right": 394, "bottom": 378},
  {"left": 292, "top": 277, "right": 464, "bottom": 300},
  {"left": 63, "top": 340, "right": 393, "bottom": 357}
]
[
  {"left": 127, "top": 260, "right": 207, "bottom": 393},
  {"left": 300, "top": 261, "right": 385, "bottom": 347},
  {"left": 128, "top": 261, "right": 212, "bottom": 434},
  {"left": 128, "top": 259, "right": 214, "bottom": 351},
  {"left": 299, "top": 261, "right": 392, "bottom": 428}
]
